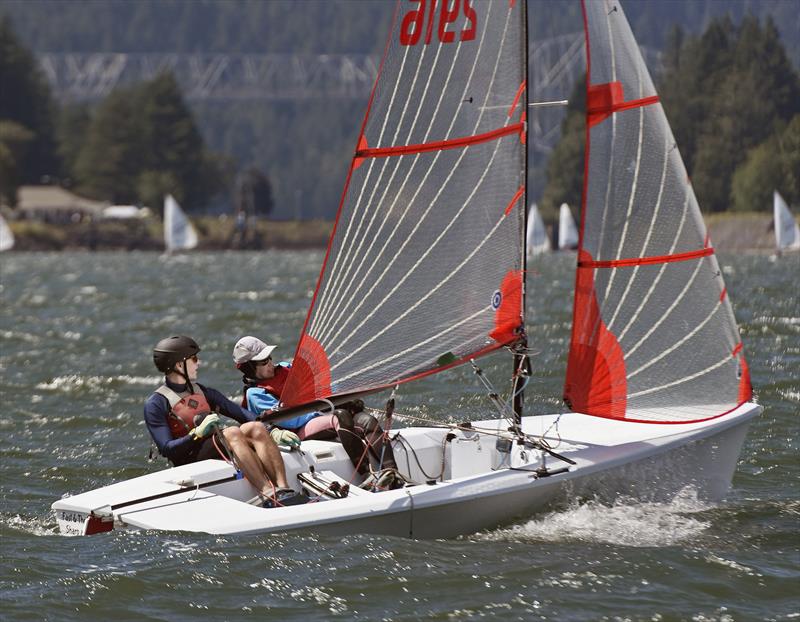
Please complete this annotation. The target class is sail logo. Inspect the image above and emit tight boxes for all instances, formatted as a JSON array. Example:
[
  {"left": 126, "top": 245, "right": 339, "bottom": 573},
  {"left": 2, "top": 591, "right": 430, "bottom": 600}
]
[
  {"left": 399, "top": 0, "right": 477, "bottom": 46},
  {"left": 491, "top": 290, "right": 502, "bottom": 310}
]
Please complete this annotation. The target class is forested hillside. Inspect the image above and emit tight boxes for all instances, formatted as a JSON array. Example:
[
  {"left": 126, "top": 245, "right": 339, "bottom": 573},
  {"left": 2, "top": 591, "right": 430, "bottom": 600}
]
[
  {"left": 1, "top": 0, "right": 798, "bottom": 220},
  {"left": 541, "top": 14, "right": 800, "bottom": 223}
]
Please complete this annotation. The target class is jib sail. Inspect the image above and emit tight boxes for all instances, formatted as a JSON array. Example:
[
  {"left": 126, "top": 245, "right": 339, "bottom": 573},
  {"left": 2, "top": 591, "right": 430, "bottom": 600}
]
[{"left": 564, "top": 0, "right": 751, "bottom": 423}]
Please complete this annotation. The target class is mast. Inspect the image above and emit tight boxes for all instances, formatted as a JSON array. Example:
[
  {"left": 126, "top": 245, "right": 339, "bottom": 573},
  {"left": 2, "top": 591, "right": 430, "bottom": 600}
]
[{"left": 512, "top": 0, "right": 530, "bottom": 428}]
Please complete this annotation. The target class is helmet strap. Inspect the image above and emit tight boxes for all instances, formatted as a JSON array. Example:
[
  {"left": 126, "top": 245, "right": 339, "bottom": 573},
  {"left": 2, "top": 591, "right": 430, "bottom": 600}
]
[{"left": 182, "top": 359, "right": 195, "bottom": 394}]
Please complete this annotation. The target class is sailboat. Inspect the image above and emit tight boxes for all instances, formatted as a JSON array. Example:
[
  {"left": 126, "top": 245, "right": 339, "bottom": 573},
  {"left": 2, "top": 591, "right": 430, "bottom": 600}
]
[
  {"left": 526, "top": 202, "right": 551, "bottom": 257},
  {"left": 163, "top": 194, "right": 198, "bottom": 253},
  {"left": 773, "top": 191, "right": 800, "bottom": 252},
  {"left": 558, "top": 202, "right": 579, "bottom": 250},
  {"left": 53, "top": 0, "right": 759, "bottom": 538},
  {"left": 0, "top": 214, "right": 14, "bottom": 252}
]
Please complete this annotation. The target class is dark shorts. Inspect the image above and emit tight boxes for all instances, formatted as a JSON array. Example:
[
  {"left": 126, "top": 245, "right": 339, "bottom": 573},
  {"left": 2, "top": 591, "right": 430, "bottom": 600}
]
[{"left": 192, "top": 435, "right": 227, "bottom": 462}]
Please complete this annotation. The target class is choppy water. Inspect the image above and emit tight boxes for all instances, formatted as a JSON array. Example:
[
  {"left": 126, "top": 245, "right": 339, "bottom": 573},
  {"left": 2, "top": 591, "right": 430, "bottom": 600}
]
[{"left": 0, "top": 251, "right": 797, "bottom": 621}]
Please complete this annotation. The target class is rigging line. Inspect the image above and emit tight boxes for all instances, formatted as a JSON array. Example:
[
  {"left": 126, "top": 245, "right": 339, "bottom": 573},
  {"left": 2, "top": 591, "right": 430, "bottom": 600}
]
[
  {"left": 309, "top": 37, "right": 414, "bottom": 336},
  {"left": 599, "top": 73, "right": 647, "bottom": 312},
  {"left": 327, "top": 128, "right": 511, "bottom": 365},
  {"left": 334, "top": 305, "right": 491, "bottom": 384},
  {"left": 627, "top": 297, "right": 724, "bottom": 378},
  {"left": 627, "top": 354, "right": 733, "bottom": 399},
  {"left": 623, "top": 254, "right": 704, "bottom": 359},
  {"left": 615, "top": 187, "right": 691, "bottom": 344},
  {"left": 314, "top": 35, "right": 456, "bottom": 342},
  {"left": 321, "top": 8, "right": 515, "bottom": 354},
  {"left": 314, "top": 6, "right": 499, "bottom": 344},
  {"left": 313, "top": 35, "right": 436, "bottom": 333}
]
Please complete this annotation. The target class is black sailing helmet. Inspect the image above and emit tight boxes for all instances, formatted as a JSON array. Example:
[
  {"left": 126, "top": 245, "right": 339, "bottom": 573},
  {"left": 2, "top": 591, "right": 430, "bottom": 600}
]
[{"left": 153, "top": 336, "right": 201, "bottom": 374}]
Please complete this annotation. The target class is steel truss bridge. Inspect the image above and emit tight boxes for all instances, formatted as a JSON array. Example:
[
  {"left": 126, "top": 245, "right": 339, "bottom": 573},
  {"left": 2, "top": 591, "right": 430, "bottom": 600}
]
[{"left": 38, "top": 34, "right": 658, "bottom": 156}]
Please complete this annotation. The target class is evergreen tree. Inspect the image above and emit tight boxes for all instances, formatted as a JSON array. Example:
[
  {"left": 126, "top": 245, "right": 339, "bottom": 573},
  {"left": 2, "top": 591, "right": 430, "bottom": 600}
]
[
  {"left": 73, "top": 85, "right": 147, "bottom": 203},
  {"left": 0, "top": 120, "right": 34, "bottom": 205},
  {"left": 0, "top": 15, "right": 58, "bottom": 191}
]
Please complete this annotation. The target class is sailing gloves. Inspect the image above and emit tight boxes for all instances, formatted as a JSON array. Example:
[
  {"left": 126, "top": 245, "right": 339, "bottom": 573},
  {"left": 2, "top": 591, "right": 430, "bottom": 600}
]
[
  {"left": 191, "top": 414, "right": 221, "bottom": 440},
  {"left": 270, "top": 428, "right": 301, "bottom": 449}
]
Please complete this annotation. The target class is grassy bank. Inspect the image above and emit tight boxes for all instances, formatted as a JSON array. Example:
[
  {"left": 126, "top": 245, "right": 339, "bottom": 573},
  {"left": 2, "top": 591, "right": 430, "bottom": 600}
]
[{"left": 2, "top": 217, "right": 333, "bottom": 251}]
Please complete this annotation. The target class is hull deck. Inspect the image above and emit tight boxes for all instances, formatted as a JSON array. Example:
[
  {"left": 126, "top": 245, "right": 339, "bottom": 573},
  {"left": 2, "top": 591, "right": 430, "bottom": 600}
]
[{"left": 52, "top": 403, "right": 761, "bottom": 538}]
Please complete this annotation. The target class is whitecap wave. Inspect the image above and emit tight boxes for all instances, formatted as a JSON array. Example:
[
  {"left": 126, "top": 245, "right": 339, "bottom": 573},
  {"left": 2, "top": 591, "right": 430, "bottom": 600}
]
[
  {"left": 36, "top": 374, "right": 160, "bottom": 393},
  {"left": 480, "top": 487, "right": 713, "bottom": 547}
]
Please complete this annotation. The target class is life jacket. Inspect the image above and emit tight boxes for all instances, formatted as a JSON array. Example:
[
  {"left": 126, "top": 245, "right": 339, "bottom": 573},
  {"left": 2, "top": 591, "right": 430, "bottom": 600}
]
[
  {"left": 155, "top": 384, "right": 213, "bottom": 439},
  {"left": 241, "top": 365, "right": 289, "bottom": 406}
]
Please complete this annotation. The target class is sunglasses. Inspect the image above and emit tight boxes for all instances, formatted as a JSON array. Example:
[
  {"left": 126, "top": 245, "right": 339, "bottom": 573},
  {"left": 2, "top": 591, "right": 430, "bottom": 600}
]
[
  {"left": 185, "top": 355, "right": 199, "bottom": 363},
  {"left": 254, "top": 356, "right": 273, "bottom": 367}
]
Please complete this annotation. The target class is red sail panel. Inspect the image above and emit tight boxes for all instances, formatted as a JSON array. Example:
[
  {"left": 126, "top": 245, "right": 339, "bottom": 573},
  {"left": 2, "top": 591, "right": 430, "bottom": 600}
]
[
  {"left": 282, "top": 0, "right": 526, "bottom": 407},
  {"left": 566, "top": 0, "right": 750, "bottom": 423}
]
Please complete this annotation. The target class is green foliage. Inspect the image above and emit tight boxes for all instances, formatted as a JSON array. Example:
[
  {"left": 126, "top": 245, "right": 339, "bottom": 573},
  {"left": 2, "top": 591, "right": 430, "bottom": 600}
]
[
  {"left": 543, "top": 14, "right": 800, "bottom": 218},
  {"left": 73, "top": 72, "right": 224, "bottom": 209},
  {"left": 0, "top": 119, "right": 33, "bottom": 204},
  {"left": 731, "top": 115, "right": 800, "bottom": 211},
  {"left": 0, "top": 15, "right": 58, "bottom": 187}
]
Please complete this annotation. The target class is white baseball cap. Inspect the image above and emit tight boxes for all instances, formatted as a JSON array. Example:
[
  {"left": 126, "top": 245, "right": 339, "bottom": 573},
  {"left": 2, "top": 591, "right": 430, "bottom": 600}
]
[{"left": 232, "top": 336, "right": 276, "bottom": 365}]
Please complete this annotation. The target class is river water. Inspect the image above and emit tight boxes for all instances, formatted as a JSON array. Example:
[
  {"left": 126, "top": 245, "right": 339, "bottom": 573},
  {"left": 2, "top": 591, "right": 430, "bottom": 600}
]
[{"left": 0, "top": 250, "right": 797, "bottom": 621}]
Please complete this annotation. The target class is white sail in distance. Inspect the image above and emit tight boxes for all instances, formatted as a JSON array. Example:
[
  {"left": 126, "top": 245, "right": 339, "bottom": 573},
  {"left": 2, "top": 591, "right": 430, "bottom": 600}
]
[
  {"left": 526, "top": 203, "right": 551, "bottom": 256},
  {"left": 773, "top": 191, "right": 800, "bottom": 251},
  {"left": 283, "top": 0, "right": 527, "bottom": 407},
  {"left": 0, "top": 214, "right": 14, "bottom": 251},
  {"left": 564, "top": 0, "right": 751, "bottom": 423},
  {"left": 163, "top": 194, "right": 198, "bottom": 253},
  {"left": 558, "top": 202, "right": 579, "bottom": 250}
]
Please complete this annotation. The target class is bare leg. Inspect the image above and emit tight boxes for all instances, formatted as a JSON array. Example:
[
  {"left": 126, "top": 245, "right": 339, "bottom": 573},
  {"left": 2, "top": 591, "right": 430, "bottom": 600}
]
[
  {"left": 239, "top": 422, "right": 289, "bottom": 489},
  {"left": 222, "top": 427, "right": 279, "bottom": 497}
]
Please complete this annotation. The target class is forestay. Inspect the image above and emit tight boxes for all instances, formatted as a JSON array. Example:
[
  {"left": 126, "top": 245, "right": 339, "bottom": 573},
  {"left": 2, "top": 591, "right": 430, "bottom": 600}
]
[
  {"left": 564, "top": 0, "right": 752, "bottom": 423},
  {"left": 283, "top": 0, "right": 527, "bottom": 406}
]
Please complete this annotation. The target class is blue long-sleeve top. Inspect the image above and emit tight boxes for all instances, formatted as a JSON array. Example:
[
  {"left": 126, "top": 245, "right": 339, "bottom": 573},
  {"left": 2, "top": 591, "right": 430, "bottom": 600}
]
[
  {"left": 244, "top": 363, "right": 319, "bottom": 430},
  {"left": 144, "top": 379, "right": 256, "bottom": 465}
]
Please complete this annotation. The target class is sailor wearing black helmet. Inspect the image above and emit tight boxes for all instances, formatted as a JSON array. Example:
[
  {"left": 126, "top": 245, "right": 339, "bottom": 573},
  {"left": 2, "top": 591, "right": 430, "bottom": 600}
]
[{"left": 145, "top": 336, "right": 304, "bottom": 507}]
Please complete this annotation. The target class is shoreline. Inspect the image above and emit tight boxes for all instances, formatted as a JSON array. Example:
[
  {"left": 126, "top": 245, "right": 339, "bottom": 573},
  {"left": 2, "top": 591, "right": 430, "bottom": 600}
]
[{"left": 0, "top": 212, "right": 788, "bottom": 252}]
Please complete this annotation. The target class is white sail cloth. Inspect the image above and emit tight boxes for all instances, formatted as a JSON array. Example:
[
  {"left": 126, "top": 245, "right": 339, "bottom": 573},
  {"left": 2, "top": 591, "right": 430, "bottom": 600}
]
[
  {"left": 284, "top": 1, "right": 526, "bottom": 406},
  {"left": 773, "top": 191, "right": 800, "bottom": 251},
  {"left": 564, "top": 0, "right": 751, "bottom": 423},
  {"left": 163, "top": 194, "right": 198, "bottom": 252}
]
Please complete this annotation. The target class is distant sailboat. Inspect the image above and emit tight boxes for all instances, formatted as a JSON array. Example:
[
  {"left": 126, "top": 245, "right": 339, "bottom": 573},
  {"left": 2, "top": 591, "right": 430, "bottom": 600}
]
[
  {"left": 773, "top": 191, "right": 800, "bottom": 252},
  {"left": 558, "top": 202, "right": 578, "bottom": 250},
  {"left": 163, "top": 194, "right": 198, "bottom": 253},
  {"left": 0, "top": 214, "right": 14, "bottom": 252},
  {"left": 526, "top": 203, "right": 551, "bottom": 257}
]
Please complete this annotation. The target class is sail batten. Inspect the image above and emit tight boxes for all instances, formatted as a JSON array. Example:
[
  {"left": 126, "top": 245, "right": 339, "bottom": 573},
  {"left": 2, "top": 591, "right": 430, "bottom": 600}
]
[
  {"left": 565, "top": 0, "right": 751, "bottom": 423},
  {"left": 283, "top": 1, "right": 526, "bottom": 408}
]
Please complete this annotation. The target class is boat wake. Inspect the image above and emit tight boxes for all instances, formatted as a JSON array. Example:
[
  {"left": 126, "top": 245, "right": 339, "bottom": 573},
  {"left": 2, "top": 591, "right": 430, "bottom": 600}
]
[
  {"left": 1, "top": 513, "right": 60, "bottom": 537},
  {"left": 480, "top": 487, "right": 713, "bottom": 547}
]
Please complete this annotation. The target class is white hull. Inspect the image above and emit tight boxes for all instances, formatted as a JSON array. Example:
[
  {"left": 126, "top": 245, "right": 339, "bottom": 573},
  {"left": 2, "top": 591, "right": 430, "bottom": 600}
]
[{"left": 53, "top": 402, "right": 760, "bottom": 538}]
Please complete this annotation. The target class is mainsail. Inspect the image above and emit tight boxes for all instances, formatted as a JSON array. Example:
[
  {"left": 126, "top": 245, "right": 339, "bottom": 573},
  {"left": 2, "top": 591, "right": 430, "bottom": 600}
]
[
  {"left": 774, "top": 190, "right": 800, "bottom": 251},
  {"left": 163, "top": 194, "right": 198, "bottom": 253},
  {"left": 564, "top": 0, "right": 752, "bottom": 423},
  {"left": 283, "top": 0, "right": 527, "bottom": 407}
]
